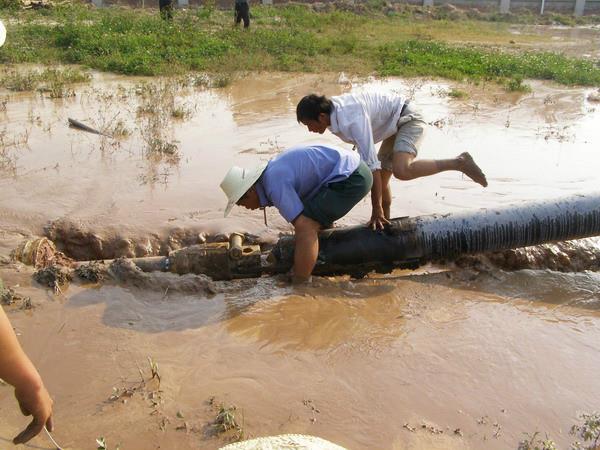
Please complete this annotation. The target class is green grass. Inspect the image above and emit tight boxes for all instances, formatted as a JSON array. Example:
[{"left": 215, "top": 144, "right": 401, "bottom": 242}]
[
  {"left": 448, "top": 88, "right": 469, "bottom": 99},
  {"left": 378, "top": 40, "right": 600, "bottom": 85},
  {"left": 0, "top": 3, "right": 599, "bottom": 87},
  {"left": 505, "top": 76, "right": 532, "bottom": 92}
]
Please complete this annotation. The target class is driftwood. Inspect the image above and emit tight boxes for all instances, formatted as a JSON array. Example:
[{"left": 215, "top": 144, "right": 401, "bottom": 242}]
[{"left": 68, "top": 118, "right": 113, "bottom": 138}]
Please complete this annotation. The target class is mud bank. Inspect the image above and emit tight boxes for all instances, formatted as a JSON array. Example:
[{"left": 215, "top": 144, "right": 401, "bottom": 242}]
[
  {"left": 43, "top": 218, "right": 248, "bottom": 261},
  {"left": 38, "top": 215, "right": 600, "bottom": 274},
  {"left": 455, "top": 237, "right": 600, "bottom": 272}
]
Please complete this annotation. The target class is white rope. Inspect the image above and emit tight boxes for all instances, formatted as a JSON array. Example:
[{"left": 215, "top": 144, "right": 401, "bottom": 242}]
[{"left": 44, "top": 426, "right": 63, "bottom": 450}]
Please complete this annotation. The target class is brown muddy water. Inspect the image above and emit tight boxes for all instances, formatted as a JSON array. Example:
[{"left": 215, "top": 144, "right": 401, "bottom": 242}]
[
  {"left": 508, "top": 24, "right": 600, "bottom": 59},
  {"left": 1, "top": 70, "right": 600, "bottom": 450}
]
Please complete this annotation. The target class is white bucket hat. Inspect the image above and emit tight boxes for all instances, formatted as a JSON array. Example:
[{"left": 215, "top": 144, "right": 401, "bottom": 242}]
[
  {"left": 220, "top": 162, "right": 268, "bottom": 217},
  {"left": 0, "top": 19, "right": 6, "bottom": 47}
]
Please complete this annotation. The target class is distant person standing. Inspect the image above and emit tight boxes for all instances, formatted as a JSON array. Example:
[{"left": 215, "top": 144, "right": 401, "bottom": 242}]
[
  {"left": 159, "top": 0, "right": 173, "bottom": 20},
  {"left": 234, "top": 0, "right": 250, "bottom": 28}
]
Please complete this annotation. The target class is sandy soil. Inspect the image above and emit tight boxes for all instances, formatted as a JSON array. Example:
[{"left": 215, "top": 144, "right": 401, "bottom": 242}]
[{"left": 1, "top": 64, "right": 600, "bottom": 449}]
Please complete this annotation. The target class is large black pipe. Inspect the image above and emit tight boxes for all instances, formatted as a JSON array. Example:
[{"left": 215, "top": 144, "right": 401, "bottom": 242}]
[{"left": 268, "top": 193, "right": 600, "bottom": 277}]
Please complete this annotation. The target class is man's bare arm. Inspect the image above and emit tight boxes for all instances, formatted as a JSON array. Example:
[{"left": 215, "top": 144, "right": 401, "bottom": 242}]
[
  {"left": 368, "top": 169, "right": 390, "bottom": 230},
  {"left": 291, "top": 214, "right": 321, "bottom": 283},
  {"left": 0, "top": 306, "right": 53, "bottom": 444}
]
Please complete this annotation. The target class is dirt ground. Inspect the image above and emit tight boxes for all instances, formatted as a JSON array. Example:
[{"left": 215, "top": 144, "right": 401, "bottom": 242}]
[{"left": 1, "top": 25, "right": 600, "bottom": 450}]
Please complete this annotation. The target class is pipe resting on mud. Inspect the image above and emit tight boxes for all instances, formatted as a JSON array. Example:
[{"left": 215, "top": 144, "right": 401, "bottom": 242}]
[
  {"left": 268, "top": 193, "right": 600, "bottom": 277},
  {"left": 22, "top": 193, "right": 600, "bottom": 281}
]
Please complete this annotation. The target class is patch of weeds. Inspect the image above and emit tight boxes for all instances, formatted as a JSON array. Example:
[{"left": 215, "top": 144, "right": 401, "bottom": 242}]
[
  {"left": 0, "top": 0, "right": 20, "bottom": 8},
  {"left": 0, "top": 129, "right": 24, "bottom": 176},
  {"left": 448, "top": 88, "right": 468, "bottom": 99},
  {"left": 104, "top": 356, "right": 165, "bottom": 420},
  {"left": 332, "top": 35, "right": 358, "bottom": 54},
  {"left": 0, "top": 125, "right": 30, "bottom": 157},
  {"left": 0, "top": 71, "right": 38, "bottom": 91},
  {"left": 147, "top": 138, "right": 180, "bottom": 163},
  {"left": 190, "top": 73, "right": 211, "bottom": 88},
  {"left": 0, "top": 68, "right": 90, "bottom": 94},
  {"left": 258, "top": 136, "right": 283, "bottom": 155},
  {"left": 517, "top": 432, "right": 557, "bottom": 450},
  {"left": 108, "top": 385, "right": 137, "bottom": 402},
  {"left": 96, "top": 437, "right": 120, "bottom": 450},
  {"left": 537, "top": 124, "right": 574, "bottom": 143},
  {"left": 136, "top": 81, "right": 182, "bottom": 165},
  {"left": 21, "top": 297, "right": 33, "bottom": 310},
  {"left": 33, "top": 264, "right": 72, "bottom": 294},
  {"left": 205, "top": 397, "right": 244, "bottom": 441},
  {"left": 96, "top": 437, "right": 107, "bottom": 450},
  {"left": 570, "top": 412, "right": 600, "bottom": 450},
  {"left": 74, "top": 261, "right": 105, "bottom": 283},
  {"left": 136, "top": 103, "right": 158, "bottom": 116},
  {"left": 147, "top": 355, "right": 161, "bottom": 387},
  {"left": 211, "top": 74, "right": 231, "bottom": 88},
  {"left": 137, "top": 164, "right": 173, "bottom": 187},
  {"left": 506, "top": 76, "right": 531, "bottom": 93},
  {"left": 41, "top": 80, "right": 75, "bottom": 99},
  {"left": 549, "top": 13, "right": 577, "bottom": 26},
  {"left": 0, "top": 285, "right": 16, "bottom": 305},
  {"left": 378, "top": 40, "right": 600, "bottom": 86},
  {"left": 171, "top": 106, "right": 190, "bottom": 120},
  {"left": 42, "top": 68, "right": 90, "bottom": 84},
  {"left": 214, "top": 403, "right": 244, "bottom": 440},
  {"left": 109, "top": 119, "right": 131, "bottom": 139},
  {"left": 196, "top": 6, "right": 213, "bottom": 20},
  {"left": 1, "top": 284, "right": 33, "bottom": 310}
]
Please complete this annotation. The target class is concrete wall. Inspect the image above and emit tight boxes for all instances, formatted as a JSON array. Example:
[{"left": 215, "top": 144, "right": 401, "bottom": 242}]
[
  {"left": 399, "top": 0, "right": 600, "bottom": 13},
  {"left": 94, "top": 0, "right": 600, "bottom": 15}
]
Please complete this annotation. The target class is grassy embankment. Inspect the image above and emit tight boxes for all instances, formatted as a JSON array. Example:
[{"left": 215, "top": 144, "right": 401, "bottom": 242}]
[{"left": 0, "top": 2, "right": 599, "bottom": 91}]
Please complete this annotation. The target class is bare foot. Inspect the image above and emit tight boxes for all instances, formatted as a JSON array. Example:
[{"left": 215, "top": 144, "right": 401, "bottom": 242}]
[{"left": 457, "top": 152, "right": 488, "bottom": 187}]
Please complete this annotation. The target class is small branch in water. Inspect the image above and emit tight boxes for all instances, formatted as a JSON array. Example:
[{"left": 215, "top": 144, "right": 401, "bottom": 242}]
[{"left": 68, "top": 118, "right": 113, "bottom": 138}]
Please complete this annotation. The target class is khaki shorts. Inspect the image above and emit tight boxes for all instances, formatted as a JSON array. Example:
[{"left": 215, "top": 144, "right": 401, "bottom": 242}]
[{"left": 377, "top": 103, "right": 426, "bottom": 172}]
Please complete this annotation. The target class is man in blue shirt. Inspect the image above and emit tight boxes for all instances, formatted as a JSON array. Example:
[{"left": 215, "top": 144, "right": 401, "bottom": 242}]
[{"left": 220, "top": 144, "right": 373, "bottom": 283}]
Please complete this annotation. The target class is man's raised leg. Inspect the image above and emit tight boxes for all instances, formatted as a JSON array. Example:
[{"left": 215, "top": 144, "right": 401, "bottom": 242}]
[{"left": 392, "top": 152, "right": 487, "bottom": 187}]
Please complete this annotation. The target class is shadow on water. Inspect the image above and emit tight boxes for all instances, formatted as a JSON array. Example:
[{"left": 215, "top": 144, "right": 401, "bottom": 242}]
[
  {"left": 403, "top": 268, "right": 600, "bottom": 311},
  {"left": 66, "top": 275, "right": 397, "bottom": 334}
]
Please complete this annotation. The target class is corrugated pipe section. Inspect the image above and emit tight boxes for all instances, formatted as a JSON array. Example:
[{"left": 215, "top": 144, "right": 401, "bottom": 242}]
[{"left": 269, "top": 193, "right": 600, "bottom": 276}]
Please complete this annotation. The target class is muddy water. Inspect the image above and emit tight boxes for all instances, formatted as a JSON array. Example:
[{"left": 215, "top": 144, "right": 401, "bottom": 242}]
[
  {"left": 1, "top": 71, "right": 600, "bottom": 449},
  {"left": 509, "top": 24, "right": 600, "bottom": 59}
]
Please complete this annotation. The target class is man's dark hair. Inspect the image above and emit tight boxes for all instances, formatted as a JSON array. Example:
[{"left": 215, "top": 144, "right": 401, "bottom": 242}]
[{"left": 296, "top": 94, "right": 333, "bottom": 122}]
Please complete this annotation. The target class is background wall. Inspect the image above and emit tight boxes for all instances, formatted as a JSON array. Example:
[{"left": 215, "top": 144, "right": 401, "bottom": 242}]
[{"left": 95, "top": 0, "right": 600, "bottom": 16}]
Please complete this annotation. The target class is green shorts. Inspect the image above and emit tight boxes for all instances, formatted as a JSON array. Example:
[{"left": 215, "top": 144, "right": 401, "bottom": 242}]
[{"left": 302, "top": 161, "right": 373, "bottom": 227}]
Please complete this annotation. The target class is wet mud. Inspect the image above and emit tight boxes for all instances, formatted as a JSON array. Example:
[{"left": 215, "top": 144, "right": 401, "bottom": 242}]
[
  {"left": 455, "top": 237, "right": 600, "bottom": 273},
  {"left": 1, "top": 68, "right": 600, "bottom": 450}
]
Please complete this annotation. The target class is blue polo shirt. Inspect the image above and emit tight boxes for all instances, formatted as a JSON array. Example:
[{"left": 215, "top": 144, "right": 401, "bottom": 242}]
[{"left": 255, "top": 144, "right": 360, "bottom": 223}]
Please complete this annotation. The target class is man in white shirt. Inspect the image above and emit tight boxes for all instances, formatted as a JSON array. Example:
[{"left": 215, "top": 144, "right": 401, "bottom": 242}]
[{"left": 296, "top": 92, "right": 488, "bottom": 230}]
